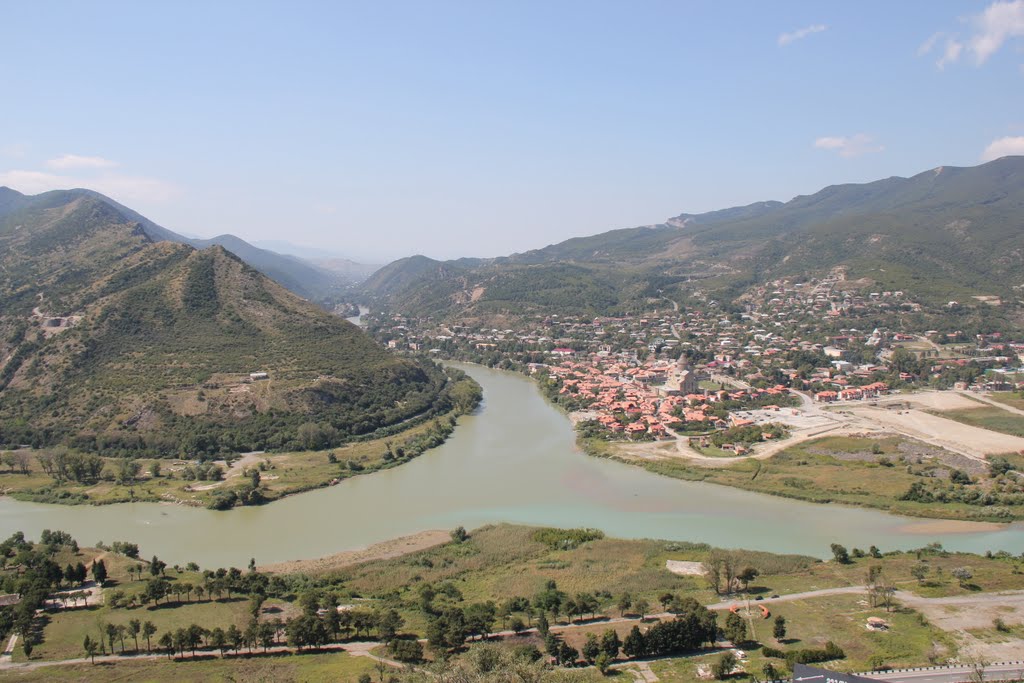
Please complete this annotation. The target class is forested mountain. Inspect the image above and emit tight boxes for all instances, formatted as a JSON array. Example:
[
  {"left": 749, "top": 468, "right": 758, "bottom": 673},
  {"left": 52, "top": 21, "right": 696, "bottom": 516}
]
[
  {"left": 0, "top": 187, "right": 354, "bottom": 302},
  {"left": 0, "top": 191, "right": 454, "bottom": 455},
  {"left": 361, "top": 156, "right": 1024, "bottom": 317}
]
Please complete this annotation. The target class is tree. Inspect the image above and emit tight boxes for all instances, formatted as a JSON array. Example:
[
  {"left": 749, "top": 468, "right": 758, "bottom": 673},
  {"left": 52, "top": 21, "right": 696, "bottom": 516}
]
[
  {"left": 158, "top": 632, "right": 174, "bottom": 659},
  {"left": 737, "top": 567, "right": 759, "bottom": 590},
  {"left": 466, "top": 601, "right": 496, "bottom": 640},
  {"left": 390, "top": 638, "right": 424, "bottom": 663},
  {"left": 762, "top": 662, "right": 778, "bottom": 680},
  {"left": 634, "top": 598, "right": 650, "bottom": 620},
  {"left": 91, "top": 559, "right": 107, "bottom": 585},
  {"left": 536, "top": 612, "right": 549, "bottom": 637},
  {"left": 622, "top": 625, "right": 646, "bottom": 658},
  {"left": 952, "top": 566, "right": 973, "bottom": 588},
  {"left": 564, "top": 598, "right": 578, "bottom": 624},
  {"left": 128, "top": 619, "right": 141, "bottom": 652},
  {"left": 595, "top": 651, "right": 612, "bottom": 675},
  {"left": 712, "top": 651, "right": 737, "bottom": 680},
  {"left": 142, "top": 621, "right": 157, "bottom": 653},
  {"left": 582, "top": 633, "right": 601, "bottom": 663},
  {"left": 911, "top": 563, "right": 929, "bottom": 585},
  {"left": 83, "top": 635, "right": 98, "bottom": 664},
  {"left": 210, "top": 627, "right": 227, "bottom": 656},
  {"left": 600, "top": 629, "right": 621, "bottom": 658},
  {"left": 103, "top": 623, "right": 118, "bottom": 656},
  {"left": 376, "top": 609, "right": 405, "bottom": 641},
  {"left": 450, "top": 526, "right": 468, "bottom": 543},
  {"left": 724, "top": 611, "right": 747, "bottom": 645},
  {"left": 830, "top": 543, "right": 851, "bottom": 564},
  {"left": 617, "top": 593, "right": 632, "bottom": 616},
  {"left": 558, "top": 641, "right": 579, "bottom": 666},
  {"left": 150, "top": 556, "right": 166, "bottom": 576},
  {"left": 772, "top": 615, "right": 786, "bottom": 641},
  {"left": 226, "top": 624, "right": 243, "bottom": 654},
  {"left": 243, "top": 620, "right": 259, "bottom": 653}
]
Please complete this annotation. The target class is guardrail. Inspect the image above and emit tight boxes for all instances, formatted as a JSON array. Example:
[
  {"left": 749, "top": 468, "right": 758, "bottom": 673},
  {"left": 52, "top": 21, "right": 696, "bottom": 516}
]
[{"left": 762, "top": 660, "right": 1024, "bottom": 683}]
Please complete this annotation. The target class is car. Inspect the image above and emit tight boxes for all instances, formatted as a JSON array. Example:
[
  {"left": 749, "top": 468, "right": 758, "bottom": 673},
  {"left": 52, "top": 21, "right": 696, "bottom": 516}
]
[{"left": 771, "top": 594, "right": 780, "bottom": 598}]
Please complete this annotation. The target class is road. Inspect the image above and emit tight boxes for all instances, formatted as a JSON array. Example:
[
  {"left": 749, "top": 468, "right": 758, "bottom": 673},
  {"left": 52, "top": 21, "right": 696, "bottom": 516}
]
[
  {"left": 959, "top": 391, "right": 1024, "bottom": 418},
  {"left": 864, "top": 662, "right": 1024, "bottom": 682}
]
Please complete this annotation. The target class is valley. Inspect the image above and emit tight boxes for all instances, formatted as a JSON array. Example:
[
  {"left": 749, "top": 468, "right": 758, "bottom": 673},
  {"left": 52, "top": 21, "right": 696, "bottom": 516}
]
[{"left": 4, "top": 164, "right": 1024, "bottom": 682}]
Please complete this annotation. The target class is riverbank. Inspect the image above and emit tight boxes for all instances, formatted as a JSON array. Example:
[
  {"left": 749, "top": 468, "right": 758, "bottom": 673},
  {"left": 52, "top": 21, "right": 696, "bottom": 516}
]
[
  {"left": 0, "top": 371, "right": 482, "bottom": 511},
  {"left": 0, "top": 415, "right": 466, "bottom": 510},
  {"left": 585, "top": 433, "right": 1024, "bottom": 525},
  {"left": 258, "top": 529, "right": 452, "bottom": 574}
]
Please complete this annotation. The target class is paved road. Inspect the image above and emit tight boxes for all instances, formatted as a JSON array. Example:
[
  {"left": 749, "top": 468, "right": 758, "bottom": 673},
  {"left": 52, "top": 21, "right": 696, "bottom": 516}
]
[
  {"left": 864, "top": 662, "right": 1024, "bottom": 682},
  {"left": 0, "top": 641, "right": 401, "bottom": 673}
]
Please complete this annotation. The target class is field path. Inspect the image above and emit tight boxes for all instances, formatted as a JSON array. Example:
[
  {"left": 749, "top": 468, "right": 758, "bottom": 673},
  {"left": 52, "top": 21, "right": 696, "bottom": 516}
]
[{"left": 960, "top": 391, "right": 1024, "bottom": 417}]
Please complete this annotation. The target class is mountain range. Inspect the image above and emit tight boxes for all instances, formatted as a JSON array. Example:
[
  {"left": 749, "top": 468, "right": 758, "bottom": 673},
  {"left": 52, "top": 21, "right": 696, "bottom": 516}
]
[
  {"left": 361, "top": 156, "right": 1024, "bottom": 319},
  {"left": 0, "top": 188, "right": 449, "bottom": 455},
  {"left": 0, "top": 187, "right": 376, "bottom": 303}
]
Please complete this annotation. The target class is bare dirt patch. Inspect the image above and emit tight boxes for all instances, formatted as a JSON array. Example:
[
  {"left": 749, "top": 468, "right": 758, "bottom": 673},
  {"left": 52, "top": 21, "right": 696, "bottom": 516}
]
[
  {"left": 843, "top": 405, "right": 1024, "bottom": 459},
  {"left": 898, "top": 590, "right": 1024, "bottom": 660},
  {"left": 895, "top": 392, "right": 986, "bottom": 412},
  {"left": 665, "top": 560, "right": 705, "bottom": 576},
  {"left": 259, "top": 530, "right": 451, "bottom": 574},
  {"left": 896, "top": 519, "right": 1003, "bottom": 534}
]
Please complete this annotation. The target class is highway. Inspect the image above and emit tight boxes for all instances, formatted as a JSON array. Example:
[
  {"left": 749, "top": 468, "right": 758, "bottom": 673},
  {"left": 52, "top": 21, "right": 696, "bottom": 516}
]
[{"left": 862, "top": 662, "right": 1024, "bottom": 683}]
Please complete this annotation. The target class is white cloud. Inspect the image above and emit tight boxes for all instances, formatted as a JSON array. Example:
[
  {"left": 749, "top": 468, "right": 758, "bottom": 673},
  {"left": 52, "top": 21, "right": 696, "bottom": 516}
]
[
  {"left": 46, "top": 154, "right": 119, "bottom": 170},
  {"left": 778, "top": 24, "right": 828, "bottom": 46},
  {"left": 924, "top": 0, "right": 1024, "bottom": 67},
  {"left": 970, "top": 0, "right": 1024, "bottom": 63},
  {"left": 981, "top": 135, "right": 1024, "bottom": 160},
  {"left": 917, "top": 32, "right": 944, "bottom": 56},
  {"left": 936, "top": 38, "right": 964, "bottom": 69},
  {"left": 0, "top": 168, "right": 180, "bottom": 203},
  {"left": 813, "top": 134, "right": 885, "bottom": 158}
]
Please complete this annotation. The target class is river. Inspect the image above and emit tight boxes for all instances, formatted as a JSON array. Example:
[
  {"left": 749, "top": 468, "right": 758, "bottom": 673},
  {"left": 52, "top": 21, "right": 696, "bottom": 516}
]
[{"left": 1, "top": 363, "right": 1022, "bottom": 568}]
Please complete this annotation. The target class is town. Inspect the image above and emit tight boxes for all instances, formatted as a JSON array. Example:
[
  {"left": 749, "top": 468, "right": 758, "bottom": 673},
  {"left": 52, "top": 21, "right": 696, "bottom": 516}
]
[{"left": 366, "top": 272, "right": 1024, "bottom": 461}]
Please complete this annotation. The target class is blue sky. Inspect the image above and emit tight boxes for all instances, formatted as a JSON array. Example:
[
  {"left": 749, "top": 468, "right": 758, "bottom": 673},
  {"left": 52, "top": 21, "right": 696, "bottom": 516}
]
[{"left": 2, "top": 1, "right": 1023, "bottom": 262}]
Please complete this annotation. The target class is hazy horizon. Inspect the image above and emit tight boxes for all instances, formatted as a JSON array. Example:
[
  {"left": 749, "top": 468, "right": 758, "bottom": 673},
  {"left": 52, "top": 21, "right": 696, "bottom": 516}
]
[{"left": 2, "top": 1, "right": 1023, "bottom": 263}]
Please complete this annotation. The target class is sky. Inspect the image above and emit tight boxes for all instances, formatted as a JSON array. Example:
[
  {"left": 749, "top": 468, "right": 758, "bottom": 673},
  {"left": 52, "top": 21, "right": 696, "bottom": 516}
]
[{"left": 2, "top": 1, "right": 1023, "bottom": 263}]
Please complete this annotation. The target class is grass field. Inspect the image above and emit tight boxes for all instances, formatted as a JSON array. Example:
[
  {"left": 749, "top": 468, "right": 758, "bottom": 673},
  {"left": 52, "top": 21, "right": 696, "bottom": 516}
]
[
  {"left": 936, "top": 406, "right": 1024, "bottom": 438},
  {"left": 2, "top": 650, "right": 381, "bottom": 682},
  {"left": 649, "top": 594, "right": 956, "bottom": 678},
  {"left": 989, "top": 392, "right": 1024, "bottom": 411},
  {"left": 606, "top": 435, "right": 1024, "bottom": 522}
]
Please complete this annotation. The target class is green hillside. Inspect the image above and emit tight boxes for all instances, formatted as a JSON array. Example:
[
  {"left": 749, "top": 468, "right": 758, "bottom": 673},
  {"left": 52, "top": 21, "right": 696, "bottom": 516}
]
[
  {"left": 362, "top": 156, "right": 1024, "bottom": 318},
  {"left": 0, "top": 187, "right": 353, "bottom": 303},
  {"left": 0, "top": 193, "right": 458, "bottom": 457}
]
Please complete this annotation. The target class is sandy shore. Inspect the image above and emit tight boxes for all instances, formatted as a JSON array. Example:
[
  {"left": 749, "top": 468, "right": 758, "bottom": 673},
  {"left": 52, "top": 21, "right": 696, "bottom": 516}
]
[
  {"left": 258, "top": 529, "right": 451, "bottom": 574},
  {"left": 897, "top": 518, "right": 1004, "bottom": 534}
]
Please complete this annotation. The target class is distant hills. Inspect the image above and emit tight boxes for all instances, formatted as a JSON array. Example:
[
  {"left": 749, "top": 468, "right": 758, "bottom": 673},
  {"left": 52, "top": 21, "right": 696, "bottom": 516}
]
[
  {"left": 0, "top": 189, "right": 450, "bottom": 455},
  {"left": 0, "top": 187, "right": 377, "bottom": 303},
  {"left": 361, "top": 156, "right": 1024, "bottom": 318}
]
